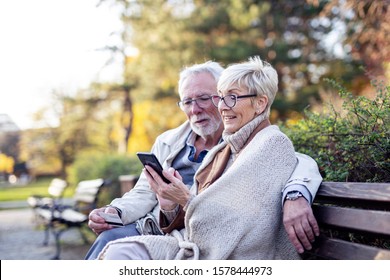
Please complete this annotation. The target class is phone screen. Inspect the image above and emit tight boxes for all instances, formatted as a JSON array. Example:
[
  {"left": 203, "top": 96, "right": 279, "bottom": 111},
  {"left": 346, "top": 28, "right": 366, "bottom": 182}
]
[{"left": 136, "top": 152, "right": 170, "bottom": 183}]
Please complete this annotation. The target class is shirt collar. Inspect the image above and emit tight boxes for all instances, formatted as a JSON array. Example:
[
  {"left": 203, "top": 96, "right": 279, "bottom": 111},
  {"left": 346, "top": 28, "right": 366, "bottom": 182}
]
[{"left": 186, "top": 131, "right": 221, "bottom": 163}]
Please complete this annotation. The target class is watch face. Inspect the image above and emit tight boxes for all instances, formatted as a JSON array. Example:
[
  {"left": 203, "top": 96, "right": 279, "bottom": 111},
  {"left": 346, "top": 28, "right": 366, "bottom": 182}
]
[{"left": 286, "top": 191, "right": 302, "bottom": 200}]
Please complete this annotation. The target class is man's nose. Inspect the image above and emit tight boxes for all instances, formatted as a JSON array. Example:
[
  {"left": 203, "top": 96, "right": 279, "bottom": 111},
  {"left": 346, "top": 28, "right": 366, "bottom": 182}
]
[{"left": 190, "top": 101, "right": 203, "bottom": 114}]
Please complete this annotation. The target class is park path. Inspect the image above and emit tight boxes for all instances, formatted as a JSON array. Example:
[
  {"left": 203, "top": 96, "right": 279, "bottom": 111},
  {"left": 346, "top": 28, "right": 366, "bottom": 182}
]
[{"left": 0, "top": 207, "right": 92, "bottom": 260}]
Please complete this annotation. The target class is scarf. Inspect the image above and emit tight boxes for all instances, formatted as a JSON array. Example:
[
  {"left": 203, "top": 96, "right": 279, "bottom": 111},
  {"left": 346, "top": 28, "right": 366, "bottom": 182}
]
[{"left": 195, "top": 113, "right": 270, "bottom": 192}]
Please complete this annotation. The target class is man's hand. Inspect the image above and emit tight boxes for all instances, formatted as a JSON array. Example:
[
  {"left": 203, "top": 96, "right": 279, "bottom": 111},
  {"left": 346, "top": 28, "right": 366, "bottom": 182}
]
[
  {"left": 283, "top": 197, "right": 320, "bottom": 253},
  {"left": 88, "top": 206, "right": 118, "bottom": 235}
]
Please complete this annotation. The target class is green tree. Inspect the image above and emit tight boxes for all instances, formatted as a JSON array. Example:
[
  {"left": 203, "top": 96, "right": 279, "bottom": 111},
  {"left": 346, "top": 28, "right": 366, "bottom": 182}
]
[
  {"left": 0, "top": 131, "right": 20, "bottom": 162},
  {"left": 101, "top": 0, "right": 384, "bottom": 123},
  {"left": 20, "top": 88, "right": 119, "bottom": 178},
  {"left": 312, "top": 0, "right": 389, "bottom": 78},
  {"left": 20, "top": 127, "right": 62, "bottom": 178},
  {"left": 282, "top": 78, "right": 390, "bottom": 182}
]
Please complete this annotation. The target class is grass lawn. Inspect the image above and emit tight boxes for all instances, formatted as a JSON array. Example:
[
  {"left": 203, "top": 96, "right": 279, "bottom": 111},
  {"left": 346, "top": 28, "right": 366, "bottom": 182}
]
[{"left": 0, "top": 178, "right": 75, "bottom": 202}]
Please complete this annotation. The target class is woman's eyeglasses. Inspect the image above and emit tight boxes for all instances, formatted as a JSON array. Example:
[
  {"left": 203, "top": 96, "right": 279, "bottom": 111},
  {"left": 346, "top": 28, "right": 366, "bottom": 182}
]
[{"left": 211, "top": 94, "right": 257, "bottom": 108}]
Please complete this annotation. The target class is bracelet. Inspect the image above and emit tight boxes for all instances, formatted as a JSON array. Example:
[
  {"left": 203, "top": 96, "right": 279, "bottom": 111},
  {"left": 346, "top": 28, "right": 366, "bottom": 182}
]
[{"left": 161, "top": 204, "right": 179, "bottom": 222}]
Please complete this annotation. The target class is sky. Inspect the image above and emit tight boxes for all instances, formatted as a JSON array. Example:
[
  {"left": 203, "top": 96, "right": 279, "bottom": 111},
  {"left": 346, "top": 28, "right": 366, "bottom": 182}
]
[{"left": 0, "top": 0, "right": 123, "bottom": 130}]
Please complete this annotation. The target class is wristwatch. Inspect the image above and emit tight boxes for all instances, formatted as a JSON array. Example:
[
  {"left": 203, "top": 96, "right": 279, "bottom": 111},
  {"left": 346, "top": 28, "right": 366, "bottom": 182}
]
[{"left": 285, "top": 191, "right": 303, "bottom": 201}]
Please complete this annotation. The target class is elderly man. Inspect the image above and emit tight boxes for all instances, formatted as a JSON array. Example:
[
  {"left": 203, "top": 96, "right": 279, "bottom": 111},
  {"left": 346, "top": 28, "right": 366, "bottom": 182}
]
[{"left": 85, "top": 61, "right": 322, "bottom": 259}]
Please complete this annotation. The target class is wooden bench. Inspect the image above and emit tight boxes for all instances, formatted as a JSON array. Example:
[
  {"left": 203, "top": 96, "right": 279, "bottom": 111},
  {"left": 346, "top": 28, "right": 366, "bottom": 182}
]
[
  {"left": 303, "top": 181, "right": 390, "bottom": 260},
  {"left": 27, "top": 178, "right": 68, "bottom": 210},
  {"left": 33, "top": 178, "right": 107, "bottom": 259}
]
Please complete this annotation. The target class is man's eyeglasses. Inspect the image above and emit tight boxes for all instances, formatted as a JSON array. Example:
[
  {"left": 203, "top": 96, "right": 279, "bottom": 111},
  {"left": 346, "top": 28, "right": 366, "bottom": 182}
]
[
  {"left": 211, "top": 94, "right": 257, "bottom": 108},
  {"left": 177, "top": 95, "right": 214, "bottom": 111}
]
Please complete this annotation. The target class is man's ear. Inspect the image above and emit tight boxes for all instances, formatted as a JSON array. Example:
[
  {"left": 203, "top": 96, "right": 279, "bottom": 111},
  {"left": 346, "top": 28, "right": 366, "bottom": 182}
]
[{"left": 255, "top": 95, "right": 268, "bottom": 114}]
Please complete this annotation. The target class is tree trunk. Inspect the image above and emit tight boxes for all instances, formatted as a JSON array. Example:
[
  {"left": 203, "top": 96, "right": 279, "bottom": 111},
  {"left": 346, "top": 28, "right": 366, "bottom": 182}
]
[{"left": 119, "top": 87, "right": 133, "bottom": 153}]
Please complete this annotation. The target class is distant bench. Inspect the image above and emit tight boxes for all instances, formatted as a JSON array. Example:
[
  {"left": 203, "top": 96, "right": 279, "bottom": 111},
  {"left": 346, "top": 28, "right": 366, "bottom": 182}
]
[
  {"left": 28, "top": 178, "right": 107, "bottom": 259},
  {"left": 303, "top": 181, "right": 390, "bottom": 260},
  {"left": 27, "top": 178, "right": 68, "bottom": 209}
]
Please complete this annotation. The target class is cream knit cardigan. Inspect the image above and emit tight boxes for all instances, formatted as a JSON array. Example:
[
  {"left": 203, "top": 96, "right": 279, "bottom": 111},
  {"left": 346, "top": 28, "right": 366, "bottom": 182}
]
[{"left": 99, "top": 123, "right": 300, "bottom": 260}]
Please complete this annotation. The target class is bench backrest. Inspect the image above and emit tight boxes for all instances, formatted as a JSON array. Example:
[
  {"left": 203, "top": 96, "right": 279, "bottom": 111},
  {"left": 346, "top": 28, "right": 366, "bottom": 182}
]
[
  {"left": 27, "top": 178, "right": 68, "bottom": 208},
  {"left": 72, "top": 178, "right": 106, "bottom": 213},
  {"left": 305, "top": 182, "right": 390, "bottom": 260},
  {"left": 47, "top": 178, "right": 68, "bottom": 198}
]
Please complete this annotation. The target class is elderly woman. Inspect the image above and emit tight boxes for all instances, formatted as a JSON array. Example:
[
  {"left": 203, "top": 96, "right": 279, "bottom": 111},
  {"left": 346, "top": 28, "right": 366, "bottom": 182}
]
[{"left": 99, "top": 56, "right": 300, "bottom": 260}]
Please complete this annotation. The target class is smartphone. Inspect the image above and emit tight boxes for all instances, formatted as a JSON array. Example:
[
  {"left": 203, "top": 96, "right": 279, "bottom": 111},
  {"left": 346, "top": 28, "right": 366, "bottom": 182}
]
[
  {"left": 99, "top": 212, "right": 124, "bottom": 227},
  {"left": 136, "top": 152, "right": 170, "bottom": 184}
]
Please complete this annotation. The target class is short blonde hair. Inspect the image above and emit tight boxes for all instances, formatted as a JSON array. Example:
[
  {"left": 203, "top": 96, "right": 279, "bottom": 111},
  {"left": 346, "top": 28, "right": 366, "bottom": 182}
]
[{"left": 217, "top": 56, "right": 278, "bottom": 117}]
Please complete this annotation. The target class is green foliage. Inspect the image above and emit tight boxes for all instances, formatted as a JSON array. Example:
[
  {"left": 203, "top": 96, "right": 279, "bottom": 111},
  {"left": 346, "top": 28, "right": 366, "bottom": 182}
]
[
  {"left": 68, "top": 151, "right": 143, "bottom": 184},
  {"left": 67, "top": 152, "right": 143, "bottom": 203},
  {"left": 282, "top": 79, "right": 390, "bottom": 182}
]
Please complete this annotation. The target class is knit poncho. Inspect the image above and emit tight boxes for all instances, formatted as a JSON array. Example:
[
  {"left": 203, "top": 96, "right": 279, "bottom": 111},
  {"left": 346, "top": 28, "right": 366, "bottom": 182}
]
[{"left": 99, "top": 118, "right": 300, "bottom": 260}]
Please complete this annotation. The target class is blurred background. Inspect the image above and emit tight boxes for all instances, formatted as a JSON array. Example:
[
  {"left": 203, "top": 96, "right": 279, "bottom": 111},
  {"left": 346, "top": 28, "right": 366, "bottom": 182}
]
[{"left": 0, "top": 0, "right": 389, "bottom": 203}]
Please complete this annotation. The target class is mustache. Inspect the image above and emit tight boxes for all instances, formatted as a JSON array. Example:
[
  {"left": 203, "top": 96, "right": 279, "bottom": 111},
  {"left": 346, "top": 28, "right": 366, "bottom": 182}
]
[{"left": 190, "top": 114, "right": 209, "bottom": 122}]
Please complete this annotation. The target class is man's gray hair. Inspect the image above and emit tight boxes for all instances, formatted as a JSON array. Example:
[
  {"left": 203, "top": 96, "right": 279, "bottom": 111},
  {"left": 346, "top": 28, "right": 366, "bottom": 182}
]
[{"left": 178, "top": 61, "right": 224, "bottom": 98}]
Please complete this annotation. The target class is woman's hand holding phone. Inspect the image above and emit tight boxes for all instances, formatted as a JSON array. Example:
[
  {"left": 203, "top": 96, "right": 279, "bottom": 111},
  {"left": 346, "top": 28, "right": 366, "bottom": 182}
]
[
  {"left": 143, "top": 165, "right": 178, "bottom": 210},
  {"left": 137, "top": 152, "right": 191, "bottom": 209},
  {"left": 136, "top": 152, "right": 170, "bottom": 183},
  {"left": 147, "top": 166, "right": 191, "bottom": 209}
]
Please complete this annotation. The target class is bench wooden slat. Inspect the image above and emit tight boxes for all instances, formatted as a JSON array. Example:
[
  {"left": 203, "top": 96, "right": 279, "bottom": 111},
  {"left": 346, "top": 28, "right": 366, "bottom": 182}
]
[
  {"left": 313, "top": 205, "right": 390, "bottom": 236},
  {"left": 72, "top": 178, "right": 105, "bottom": 207},
  {"left": 308, "top": 236, "right": 390, "bottom": 260},
  {"left": 27, "top": 178, "right": 68, "bottom": 208},
  {"left": 305, "top": 182, "right": 390, "bottom": 260},
  {"left": 317, "top": 182, "right": 390, "bottom": 202},
  {"left": 47, "top": 178, "right": 68, "bottom": 197}
]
